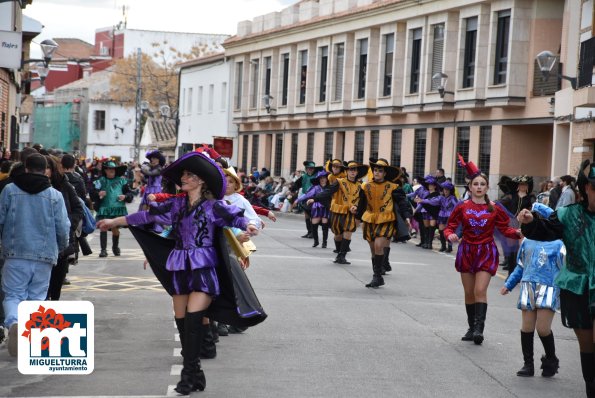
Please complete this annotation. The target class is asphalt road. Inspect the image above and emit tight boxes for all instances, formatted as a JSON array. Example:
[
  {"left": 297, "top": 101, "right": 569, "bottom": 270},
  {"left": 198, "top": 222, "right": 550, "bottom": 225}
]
[{"left": 0, "top": 210, "right": 587, "bottom": 397}]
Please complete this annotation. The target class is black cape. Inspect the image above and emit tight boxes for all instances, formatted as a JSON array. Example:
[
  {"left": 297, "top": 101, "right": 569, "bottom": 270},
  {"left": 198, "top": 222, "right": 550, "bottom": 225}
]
[{"left": 129, "top": 226, "right": 267, "bottom": 328}]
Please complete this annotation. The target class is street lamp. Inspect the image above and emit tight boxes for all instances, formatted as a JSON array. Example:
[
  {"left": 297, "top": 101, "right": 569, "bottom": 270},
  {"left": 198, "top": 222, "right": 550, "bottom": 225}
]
[
  {"left": 432, "top": 72, "right": 454, "bottom": 98},
  {"left": 535, "top": 50, "right": 577, "bottom": 90},
  {"left": 22, "top": 39, "right": 59, "bottom": 68},
  {"left": 112, "top": 118, "right": 124, "bottom": 140}
]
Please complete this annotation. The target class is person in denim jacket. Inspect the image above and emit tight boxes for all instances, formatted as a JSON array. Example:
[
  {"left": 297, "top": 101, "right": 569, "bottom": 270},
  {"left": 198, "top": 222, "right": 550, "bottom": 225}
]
[
  {"left": 501, "top": 203, "right": 564, "bottom": 378},
  {"left": 0, "top": 154, "right": 70, "bottom": 356}
]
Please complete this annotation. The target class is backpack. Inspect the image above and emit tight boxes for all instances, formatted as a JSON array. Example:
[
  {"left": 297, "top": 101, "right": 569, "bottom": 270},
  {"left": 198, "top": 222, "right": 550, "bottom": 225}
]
[{"left": 80, "top": 197, "right": 96, "bottom": 235}]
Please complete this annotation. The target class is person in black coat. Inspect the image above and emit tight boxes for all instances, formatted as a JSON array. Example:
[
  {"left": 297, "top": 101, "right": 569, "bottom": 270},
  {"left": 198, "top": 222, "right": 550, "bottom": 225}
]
[{"left": 45, "top": 155, "right": 84, "bottom": 300}]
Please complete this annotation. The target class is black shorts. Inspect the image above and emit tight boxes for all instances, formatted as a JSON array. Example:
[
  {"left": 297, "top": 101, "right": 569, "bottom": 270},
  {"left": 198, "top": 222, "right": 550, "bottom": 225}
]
[{"left": 560, "top": 288, "right": 595, "bottom": 330}]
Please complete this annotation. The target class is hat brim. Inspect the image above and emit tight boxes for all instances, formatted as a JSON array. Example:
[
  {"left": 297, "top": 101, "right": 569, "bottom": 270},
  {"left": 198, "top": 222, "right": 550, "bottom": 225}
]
[
  {"left": 346, "top": 164, "right": 369, "bottom": 180},
  {"left": 146, "top": 151, "right": 166, "bottom": 166},
  {"left": 162, "top": 152, "right": 226, "bottom": 199},
  {"left": 577, "top": 159, "right": 595, "bottom": 201},
  {"left": 223, "top": 169, "right": 243, "bottom": 193},
  {"left": 369, "top": 162, "right": 401, "bottom": 182},
  {"left": 102, "top": 165, "right": 127, "bottom": 177}
]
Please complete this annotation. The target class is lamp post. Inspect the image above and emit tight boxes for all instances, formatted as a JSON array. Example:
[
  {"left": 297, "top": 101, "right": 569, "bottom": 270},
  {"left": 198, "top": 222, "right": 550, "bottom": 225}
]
[
  {"left": 22, "top": 39, "right": 59, "bottom": 69},
  {"left": 432, "top": 72, "right": 454, "bottom": 98},
  {"left": 535, "top": 50, "right": 577, "bottom": 90}
]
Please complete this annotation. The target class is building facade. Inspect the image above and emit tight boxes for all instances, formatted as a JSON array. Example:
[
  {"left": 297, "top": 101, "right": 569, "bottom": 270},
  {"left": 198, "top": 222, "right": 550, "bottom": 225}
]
[{"left": 224, "top": 0, "right": 565, "bottom": 195}]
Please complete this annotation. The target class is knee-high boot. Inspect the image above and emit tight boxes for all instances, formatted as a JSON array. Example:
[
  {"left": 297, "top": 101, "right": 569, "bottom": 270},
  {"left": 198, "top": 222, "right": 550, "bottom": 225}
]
[
  {"left": 311, "top": 223, "right": 320, "bottom": 247},
  {"left": 200, "top": 320, "right": 217, "bottom": 359},
  {"left": 175, "top": 311, "right": 207, "bottom": 395},
  {"left": 581, "top": 352, "right": 595, "bottom": 397},
  {"left": 461, "top": 304, "right": 475, "bottom": 341},
  {"left": 99, "top": 232, "right": 108, "bottom": 257},
  {"left": 175, "top": 317, "right": 185, "bottom": 358},
  {"left": 112, "top": 234, "right": 121, "bottom": 256},
  {"left": 425, "top": 227, "right": 435, "bottom": 249},
  {"left": 333, "top": 238, "right": 341, "bottom": 253},
  {"left": 382, "top": 247, "right": 392, "bottom": 272},
  {"left": 301, "top": 218, "right": 312, "bottom": 238},
  {"left": 365, "top": 255, "right": 385, "bottom": 288},
  {"left": 517, "top": 331, "right": 535, "bottom": 376},
  {"left": 321, "top": 223, "right": 329, "bottom": 248},
  {"left": 473, "top": 302, "right": 488, "bottom": 345},
  {"left": 438, "top": 230, "right": 447, "bottom": 252},
  {"left": 539, "top": 332, "right": 559, "bottom": 377},
  {"left": 334, "top": 239, "right": 351, "bottom": 264},
  {"left": 416, "top": 224, "right": 426, "bottom": 247}
]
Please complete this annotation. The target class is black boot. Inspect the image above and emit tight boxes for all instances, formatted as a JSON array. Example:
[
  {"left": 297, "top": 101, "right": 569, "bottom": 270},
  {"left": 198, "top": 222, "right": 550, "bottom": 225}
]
[
  {"left": 473, "top": 302, "right": 488, "bottom": 345},
  {"left": 334, "top": 239, "right": 351, "bottom": 264},
  {"left": 438, "top": 230, "right": 447, "bottom": 252},
  {"left": 321, "top": 223, "right": 329, "bottom": 248},
  {"left": 210, "top": 321, "right": 219, "bottom": 343},
  {"left": 446, "top": 242, "right": 453, "bottom": 253},
  {"left": 517, "top": 331, "right": 534, "bottom": 377},
  {"left": 333, "top": 239, "right": 341, "bottom": 253},
  {"left": 79, "top": 236, "right": 92, "bottom": 256},
  {"left": 581, "top": 352, "right": 595, "bottom": 397},
  {"left": 382, "top": 247, "right": 392, "bottom": 272},
  {"left": 175, "top": 311, "right": 207, "bottom": 395},
  {"left": 461, "top": 304, "right": 475, "bottom": 341},
  {"left": 301, "top": 218, "right": 312, "bottom": 238},
  {"left": 200, "top": 321, "right": 217, "bottom": 359},
  {"left": 175, "top": 317, "right": 185, "bottom": 358},
  {"left": 416, "top": 224, "right": 426, "bottom": 247},
  {"left": 112, "top": 234, "right": 121, "bottom": 256},
  {"left": 425, "top": 227, "right": 435, "bottom": 250},
  {"left": 311, "top": 223, "right": 320, "bottom": 247},
  {"left": 507, "top": 254, "right": 517, "bottom": 275},
  {"left": 99, "top": 232, "right": 108, "bottom": 257},
  {"left": 539, "top": 332, "right": 558, "bottom": 377},
  {"left": 365, "top": 255, "right": 385, "bottom": 288}
]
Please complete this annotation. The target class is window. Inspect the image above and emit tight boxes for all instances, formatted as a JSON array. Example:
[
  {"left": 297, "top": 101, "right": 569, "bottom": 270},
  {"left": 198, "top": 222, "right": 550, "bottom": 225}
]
[
  {"left": 290, "top": 133, "right": 298, "bottom": 172},
  {"left": 430, "top": 25, "right": 444, "bottom": 91},
  {"left": 494, "top": 9, "right": 511, "bottom": 85},
  {"left": 281, "top": 54, "right": 289, "bottom": 106},
  {"left": 479, "top": 126, "right": 492, "bottom": 177},
  {"left": 234, "top": 62, "right": 243, "bottom": 110},
  {"left": 413, "top": 129, "right": 426, "bottom": 178},
  {"left": 354, "top": 131, "right": 364, "bottom": 163},
  {"left": 250, "top": 59, "right": 259, "bottom": 108},
  {"left": 370, "top": 130, "right": 379, "bottom": 160},
  {"left": 188, "top": 87, "right": 194, "bottom": 114},
  {"left": 263, "top": 57, "right": 272, "bottom": 97},
  {"left": 463, "top": 17, "right": 477, "bottom": 88},
  {"left": 390, "top": 129, "right": 402, "bottom": 167},
  {"left": 274, "top": 134, "right": 283, "bottom": 176},
  {"left": 299, "top": 51, "right": 308, "bottom": 105},
  {"left": 324, "top": 131, "right": 333, "bottom": 161},
  {"left": 208, "top": 84, "right": 214, "bottom": 113},
  {"left": 94, "top": 110, "right": 106, "bottom": 130},
  {"left": 241, "top": 135, "right": 248, "bottom": 172},
  {"left": 319, "top": 46, "right": 328, "bottom": 102},
  {"left": 437, "top": 128, "right": 444, "bottom": 170},
  {"left": 382, "top": 33, "right": 394, "bottom": 96},
  {"left": 251, "top": 135, "right": 259, "bottom": 169},
  {"left": 455, "top": 127, "right": 470, "bottom": 184},
  {"left": 357, "top": 38, "right": 368, "bottom": 99},
  {"left": 410, "top": 28, "right": 423, "bottom": 94},
  {"left": 333, "top": 43, "right": 344, "bottom": 101},
  {"left": 306, "top": 132, "right": 314, "bottom": 160},
  {"left": 220, "top": 82, "right": 227, "bottom": 110}
]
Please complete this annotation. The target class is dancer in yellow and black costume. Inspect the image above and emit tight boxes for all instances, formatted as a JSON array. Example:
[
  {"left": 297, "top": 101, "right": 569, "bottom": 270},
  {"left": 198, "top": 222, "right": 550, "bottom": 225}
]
[
  {"left": 325, "top": 158, "right": 347, "bottom": 185},
  {"left": 317, "top": 161, "right": 368, "bottom": 264},
  {"left": 357, "top": 159, "right": 412, "bottom": 288}
]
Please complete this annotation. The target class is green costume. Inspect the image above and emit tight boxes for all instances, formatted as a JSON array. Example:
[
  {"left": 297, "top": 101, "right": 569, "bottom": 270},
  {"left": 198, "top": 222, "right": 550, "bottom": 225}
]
[{"left": 95, "top": 176, "right": 129, "bottom": 220}]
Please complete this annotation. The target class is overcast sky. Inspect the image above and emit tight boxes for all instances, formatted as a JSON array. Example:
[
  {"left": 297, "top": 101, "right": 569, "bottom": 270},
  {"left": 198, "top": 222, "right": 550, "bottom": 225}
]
[{"left": 24, "top": 0, "right": 296, "bottom": 57}]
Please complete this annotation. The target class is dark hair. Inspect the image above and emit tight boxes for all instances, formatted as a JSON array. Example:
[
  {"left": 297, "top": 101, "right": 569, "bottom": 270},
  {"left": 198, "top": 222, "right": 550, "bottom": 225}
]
[
  {"left": 437, "top": 168, "right": 445, "bottom": 174},
  {"left": 560, "top": 175, "right": 575, "bottom": 186},
  {"left": 0, "top": 160, "right": 12, "bottom": 174},
  {"left": 45, "top": 155, "right": 63, "bottom": 187},
  {"left": 61, "top": 154, "right": 76, "bottom": 169},
  {"left": 469, "top": 173, "right": 494, "bottom": 212},
  {"left": 25, "top": 153, "right": 47, "bottom": 174},
  {"left": 20, "top": 147, "right": 38, "bottom": 164}
]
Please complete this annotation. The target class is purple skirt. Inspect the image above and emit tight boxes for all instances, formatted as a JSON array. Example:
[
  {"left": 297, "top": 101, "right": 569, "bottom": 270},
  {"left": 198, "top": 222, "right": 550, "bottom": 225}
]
[
  {"left": 422, "top": 212, "right": 436, "bottom": 221},
  {"left": 171, "top": 267, "right": 220, "bottom": 296},
  {"left": 311, "top": 203, "right": 330, "bottom": 219},
  {"left": 455, "top": 240, "right": 499, "bottom": 276},
  {"left": 438, "top": 216, "right": 449, "bottom": 225}
]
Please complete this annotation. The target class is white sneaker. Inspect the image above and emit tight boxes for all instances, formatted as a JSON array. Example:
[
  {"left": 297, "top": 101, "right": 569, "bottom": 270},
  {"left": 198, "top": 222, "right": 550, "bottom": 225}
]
[{"left": 7, "top": 323, "right": 18, "bottom": 357}]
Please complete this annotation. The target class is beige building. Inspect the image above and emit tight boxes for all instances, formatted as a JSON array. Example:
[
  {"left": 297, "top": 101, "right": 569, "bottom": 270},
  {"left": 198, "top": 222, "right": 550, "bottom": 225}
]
[{"left": 223, "top": 0, "right": 570, "bottom": 195}]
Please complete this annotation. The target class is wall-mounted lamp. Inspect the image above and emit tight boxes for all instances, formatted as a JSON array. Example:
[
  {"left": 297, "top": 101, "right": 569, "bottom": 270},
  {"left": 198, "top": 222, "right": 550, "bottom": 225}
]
[
  {"left": 112, "top": 117, "right": 124, "bottom": 140},
  {"left": 263, "top": 94, "right": 275, "bottom": 114},
  {"left": 535, "top": 50, "right": 577, "bottom": 90},
  {"left": 432, "top": 72, "right": 454, "bottom": 99}
]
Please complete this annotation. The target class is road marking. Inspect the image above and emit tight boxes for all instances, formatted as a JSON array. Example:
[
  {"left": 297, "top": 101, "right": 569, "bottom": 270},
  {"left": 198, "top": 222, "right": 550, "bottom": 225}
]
[
  {"left": 251, "top": 253, "right": 429, "bottom": 266},
  {"left": 170, "top": 364, "right": 182, "bottom": 376},
  {"left": 61, "top": 276, "right": 162, "bottom": 292},
  {"left": 173, "top": 348, "right": 181, "bottom": 357}
]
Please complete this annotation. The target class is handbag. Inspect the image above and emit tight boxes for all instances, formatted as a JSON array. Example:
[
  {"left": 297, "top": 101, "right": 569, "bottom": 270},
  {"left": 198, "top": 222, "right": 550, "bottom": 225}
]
[{"left": 80, "top": 198, "right": 96, "bottom": 235}]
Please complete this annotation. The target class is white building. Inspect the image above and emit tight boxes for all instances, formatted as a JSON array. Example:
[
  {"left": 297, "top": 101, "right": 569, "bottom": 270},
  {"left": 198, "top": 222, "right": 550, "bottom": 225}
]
[{"left": 177, "top": 53, "right": 238, "bottom": 162}]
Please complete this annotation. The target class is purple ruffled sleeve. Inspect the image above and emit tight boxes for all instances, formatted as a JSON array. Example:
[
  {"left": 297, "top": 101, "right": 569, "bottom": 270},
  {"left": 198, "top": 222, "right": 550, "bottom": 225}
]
[
  {"left": 210, "top": 200, "right": 248, "bottom": 230},
  {"left": 126, "top": 200, "right": 175, "bottom": 226}
]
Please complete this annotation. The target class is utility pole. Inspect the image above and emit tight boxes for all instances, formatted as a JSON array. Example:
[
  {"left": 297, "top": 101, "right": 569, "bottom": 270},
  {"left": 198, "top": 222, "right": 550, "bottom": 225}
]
[{"left": 134, "top": 47, "right": 141, "bottom": 162}]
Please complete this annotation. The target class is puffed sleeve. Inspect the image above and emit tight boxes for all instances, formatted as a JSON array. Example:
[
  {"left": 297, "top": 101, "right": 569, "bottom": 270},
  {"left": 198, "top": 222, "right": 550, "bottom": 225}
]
[
  {"left": 443, "top": 202, "right": 463, "bottom": 239},
  {"left": 126, "top": 200, "right": 174, "bottom": 226},
  {"left": 211, "top": 200, "right": 248, "bottom": 230},
  {"left": 521, "top": 211, "right": 564, "bottom": 242}
]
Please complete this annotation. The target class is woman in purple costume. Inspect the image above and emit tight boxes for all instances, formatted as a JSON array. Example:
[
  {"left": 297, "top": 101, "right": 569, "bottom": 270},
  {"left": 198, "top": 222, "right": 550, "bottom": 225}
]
[
  {"left": 444, "top": 155, "right": 522, "bottom": 346},
  {"left": 419, "top": 181, "right": 460, "bottom": 252},
  {"left": 297, "top": 170, "right": 331, "bottom": 248},
  {"left": 415, "top": 175, "right": 440, "bottom": 249},
  {"left": 97, "top": 152, "right": 259, "bottom": 395}
]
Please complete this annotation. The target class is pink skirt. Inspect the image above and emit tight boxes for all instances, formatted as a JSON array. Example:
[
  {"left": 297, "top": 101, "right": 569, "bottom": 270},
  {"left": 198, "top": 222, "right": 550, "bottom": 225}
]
[{"left": 455, "top": 240, "right": 499, "bottom": 276}]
